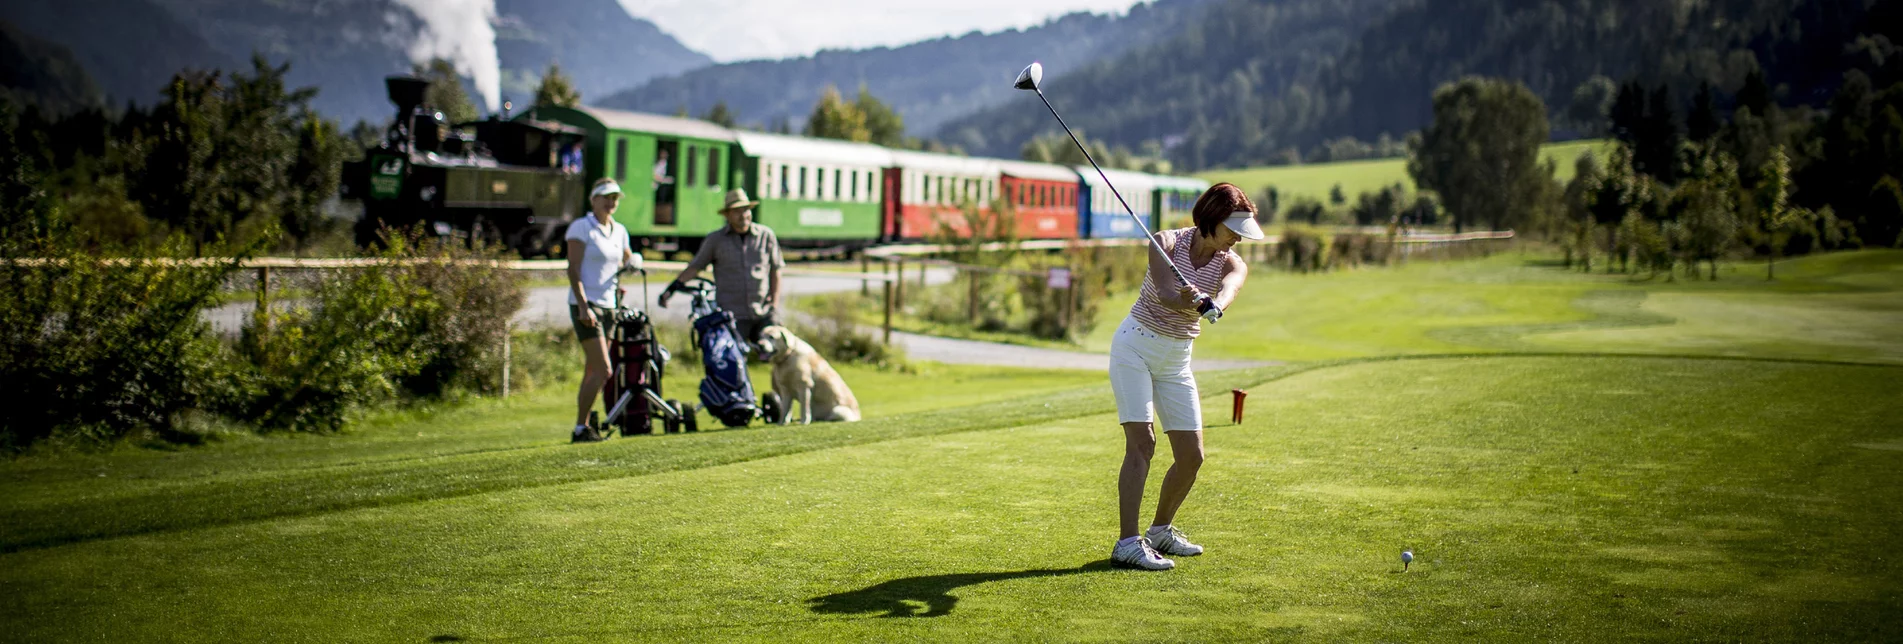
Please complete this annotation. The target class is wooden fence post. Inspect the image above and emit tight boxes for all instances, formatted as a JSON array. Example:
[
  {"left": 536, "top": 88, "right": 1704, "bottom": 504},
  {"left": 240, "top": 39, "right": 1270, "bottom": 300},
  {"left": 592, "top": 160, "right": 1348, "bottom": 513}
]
[
  {"left": 894, "top": 256, "right": 905, "bottom": 310},
  {"left": 883, "top": 280, "right": 894, "bottom": 345},
  {"left": 256, "top": 266, "right": 271, "bottom": 331},
  {"left": 501, "top": 325, "right": 511, "bottom": 399},
  {"left": 860, "top": 254, "right": 869, "bottom": 296},
  {"left": 967, "top": 266, "right": 980, "bottom": 325}
]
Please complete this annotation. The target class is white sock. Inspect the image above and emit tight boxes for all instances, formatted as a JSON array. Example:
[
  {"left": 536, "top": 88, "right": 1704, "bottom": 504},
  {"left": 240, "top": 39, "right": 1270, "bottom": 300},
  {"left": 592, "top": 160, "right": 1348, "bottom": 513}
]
[
  {"left": 1117, "top": 536, "right": 1143, "bottom": 547},
  {"left": 1148, "top": 524, "right": 1171, "bottom": 533},
  {"left": 574, "top": 424, "right": 589, "bottom": 434}
]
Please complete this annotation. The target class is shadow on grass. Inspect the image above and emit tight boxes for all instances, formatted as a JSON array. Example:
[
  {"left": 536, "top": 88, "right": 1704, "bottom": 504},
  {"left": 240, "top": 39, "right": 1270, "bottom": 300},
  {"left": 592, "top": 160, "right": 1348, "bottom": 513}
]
[{"left": 808, "top": 560, "right": 1117, "bottom": 618}]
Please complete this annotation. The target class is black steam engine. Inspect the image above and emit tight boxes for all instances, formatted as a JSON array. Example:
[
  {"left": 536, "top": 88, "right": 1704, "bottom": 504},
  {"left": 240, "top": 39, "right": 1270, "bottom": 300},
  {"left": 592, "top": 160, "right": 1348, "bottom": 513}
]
[{"left": 340, "top": 76, "right": 588, "bottom": 257}]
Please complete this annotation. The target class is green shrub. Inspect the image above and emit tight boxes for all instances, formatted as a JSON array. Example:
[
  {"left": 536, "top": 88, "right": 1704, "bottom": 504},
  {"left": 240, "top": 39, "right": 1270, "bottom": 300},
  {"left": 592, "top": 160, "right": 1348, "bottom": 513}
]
[
  {"left": 221, "top": 257, "right": 432, "bottom": 432},
  {"left": 0, "top": 248, "right": 243, "bottom": 449},
  {"left": 1278, "top": 225, "right": 1330, "bottom": 272},
  {"left": 393, "top": 238, "right": 527, "bottom": 398}
]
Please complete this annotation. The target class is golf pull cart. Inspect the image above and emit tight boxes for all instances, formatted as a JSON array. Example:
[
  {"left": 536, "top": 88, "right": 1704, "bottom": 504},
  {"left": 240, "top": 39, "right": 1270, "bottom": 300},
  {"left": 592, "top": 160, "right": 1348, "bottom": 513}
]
[
  {"left": 596, "top": 267, "right": 698, "bottom": 436},
  {"left": 660, "top": 277, "right": 786, "bottom": 427}
]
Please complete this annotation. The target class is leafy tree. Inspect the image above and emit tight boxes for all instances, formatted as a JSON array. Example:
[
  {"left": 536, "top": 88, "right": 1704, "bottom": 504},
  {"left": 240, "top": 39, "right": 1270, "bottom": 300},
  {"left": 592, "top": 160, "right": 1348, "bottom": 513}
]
[
  {"left": 703, "top": 100, "right": 736, "bottom": 128},
  {"left": 416, "top": 58, "right": 478, "bottom": 124},
  {"left": 532, "top": 63, "right": 580, "bottom": 108},
  {"left": 1736, "top": 69, "right": 1772, "bottom": 117},
  {"left": 1561, "top": 152, "right": 1602, "bottom": 269},
  {"left": 1756, "top": 146, "right": 1815, "bottom": 278},
  {"left": 803, "top": 85, "right": 869, "bottom": 143},
  {"left": 136, "top": 70, "right": 228, "bottom": 251},
  {"left": 1328, "top": 183, "right": 1345, "bottom": 206},
  {"left": 1672, "top": 151, "right": 1742, "bottom": 280},
  {"left": 1406, "top": 77, "right": 1549, "bottom": 233},
  {"left": 855, "top": 86, "right": 904, "bottom": 147},
  {"left": 1350, "top": 186, "right": 1401, "bottom": 226},
  {"left": 283, "top": 115, "right": 343, "bottom": 256},
  {"left": 1687, "top": 82, "right": 1720, "bottom": 143},
  {"left": 1566, "top": 75, "right": 1617, "bottom": 137}
]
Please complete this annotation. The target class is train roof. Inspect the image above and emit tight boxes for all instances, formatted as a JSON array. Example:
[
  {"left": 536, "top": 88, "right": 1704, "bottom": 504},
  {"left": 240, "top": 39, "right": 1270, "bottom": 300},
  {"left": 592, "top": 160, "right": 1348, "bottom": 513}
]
[
  {"left": 889, "top": 149, "right": 1000, "bottom": 177},
  {"left": 570, "top": 105, "right": 737, "bottom": 142},
  {"left": 992, "top": 159, "right": 1079, "bottom": 183},
  {"left": 733, "top": 131, "right": 893, "bottom": 167},
  {"left": 1152, "top": 174, "right": 1212, "bottom": 192},
  {"left": 1074, "top": 166, "right": 1159, "bottom": 190}
]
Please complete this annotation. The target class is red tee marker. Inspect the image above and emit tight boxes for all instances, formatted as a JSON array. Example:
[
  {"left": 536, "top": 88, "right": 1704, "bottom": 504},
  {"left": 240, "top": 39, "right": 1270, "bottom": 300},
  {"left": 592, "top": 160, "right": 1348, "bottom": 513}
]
[{"left": 1231, "top": 389, "right": 1248, "bottom": 424}]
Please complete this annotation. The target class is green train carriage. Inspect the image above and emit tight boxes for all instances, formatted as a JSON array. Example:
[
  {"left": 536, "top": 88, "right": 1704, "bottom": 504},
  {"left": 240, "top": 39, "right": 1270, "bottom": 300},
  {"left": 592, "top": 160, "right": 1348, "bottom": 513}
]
[
  {"left": 732, "top": 131, "right": 893, "bottom": 250},
  {"left": 527, "top": 105, "right": 737, "bottom": 253}
]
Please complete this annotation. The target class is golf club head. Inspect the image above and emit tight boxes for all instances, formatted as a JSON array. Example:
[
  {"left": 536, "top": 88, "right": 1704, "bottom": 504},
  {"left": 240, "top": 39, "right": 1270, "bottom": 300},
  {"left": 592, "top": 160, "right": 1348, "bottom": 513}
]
[{"left": 1014, "top": 62, "right": 1043, "bottom": 91}]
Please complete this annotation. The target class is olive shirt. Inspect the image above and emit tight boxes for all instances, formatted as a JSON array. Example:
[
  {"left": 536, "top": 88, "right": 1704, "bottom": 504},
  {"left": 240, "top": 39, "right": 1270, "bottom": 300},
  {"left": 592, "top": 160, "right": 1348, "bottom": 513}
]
[{"left": 682, "top": 224, "right": 785, "bottom": 320}]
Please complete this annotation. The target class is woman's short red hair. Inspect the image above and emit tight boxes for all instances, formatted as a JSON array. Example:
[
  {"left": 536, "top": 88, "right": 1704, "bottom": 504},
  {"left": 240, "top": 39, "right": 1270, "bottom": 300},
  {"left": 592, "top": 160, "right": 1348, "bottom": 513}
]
[{"left": 1192, "top": 183, "right": 1255, "bottom": 238}]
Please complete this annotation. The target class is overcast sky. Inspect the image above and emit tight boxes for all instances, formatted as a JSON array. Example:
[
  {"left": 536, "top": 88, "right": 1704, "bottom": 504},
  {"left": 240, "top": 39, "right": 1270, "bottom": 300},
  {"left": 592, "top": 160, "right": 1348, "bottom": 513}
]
[{"left": 617, "top": 0, "right": 1149, "bottom": 62}]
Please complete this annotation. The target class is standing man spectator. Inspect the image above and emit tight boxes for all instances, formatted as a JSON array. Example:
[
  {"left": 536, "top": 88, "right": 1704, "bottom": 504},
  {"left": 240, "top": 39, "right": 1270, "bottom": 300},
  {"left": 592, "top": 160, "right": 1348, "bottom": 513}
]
[{"left": 666, "top": 188, "right": 784, "bottom": 344}]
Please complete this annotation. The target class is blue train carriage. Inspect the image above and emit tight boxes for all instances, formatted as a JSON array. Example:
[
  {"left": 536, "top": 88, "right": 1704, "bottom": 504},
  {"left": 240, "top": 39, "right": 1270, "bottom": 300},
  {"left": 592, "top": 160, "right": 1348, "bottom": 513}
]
[
  {"left": 731, "top": 131, "right": 893, "bottom": 251},
  {"left": 1075, "top": 166, "right": 1159, "bottom": 239},
  {"left": 1152, "top": 175, "right": 1212, "bottom": 230},
  {"left": 524, "top": 105, "right": 737, "bottom": 254}
]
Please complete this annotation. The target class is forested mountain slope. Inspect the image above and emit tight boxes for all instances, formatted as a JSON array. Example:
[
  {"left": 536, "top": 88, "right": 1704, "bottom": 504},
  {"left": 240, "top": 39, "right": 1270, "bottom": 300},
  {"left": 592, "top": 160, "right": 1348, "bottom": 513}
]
[{"left": 598, "top": 0, "right": 1217, "bottom": 135}]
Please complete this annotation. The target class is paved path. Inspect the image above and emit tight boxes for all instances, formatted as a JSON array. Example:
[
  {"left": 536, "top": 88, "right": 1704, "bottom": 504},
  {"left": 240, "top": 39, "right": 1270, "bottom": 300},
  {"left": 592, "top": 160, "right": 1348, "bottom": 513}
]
[{"left": 202, "top": 266, "right": 1276, "bottom": 371}]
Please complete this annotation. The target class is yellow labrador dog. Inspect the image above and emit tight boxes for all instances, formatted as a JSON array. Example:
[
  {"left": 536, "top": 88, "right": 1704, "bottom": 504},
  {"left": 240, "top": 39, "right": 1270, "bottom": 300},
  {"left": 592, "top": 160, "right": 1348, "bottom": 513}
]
[{"left": 755, "top": 326, "right": 861, "bottom": 424}]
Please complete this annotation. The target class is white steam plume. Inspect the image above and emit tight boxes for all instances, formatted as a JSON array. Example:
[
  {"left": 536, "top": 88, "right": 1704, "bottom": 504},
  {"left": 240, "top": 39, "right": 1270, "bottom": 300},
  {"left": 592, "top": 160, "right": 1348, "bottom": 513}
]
[{"left": 393, "top": 0, "right": 501, "bottom": 113}]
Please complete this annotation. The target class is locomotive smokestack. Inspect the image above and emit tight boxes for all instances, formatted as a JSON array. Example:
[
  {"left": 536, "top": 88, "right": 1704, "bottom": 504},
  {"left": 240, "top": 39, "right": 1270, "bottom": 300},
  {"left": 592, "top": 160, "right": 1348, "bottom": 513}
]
[{"left": 385, "top": 76, "right": 431, "bottom": 116}]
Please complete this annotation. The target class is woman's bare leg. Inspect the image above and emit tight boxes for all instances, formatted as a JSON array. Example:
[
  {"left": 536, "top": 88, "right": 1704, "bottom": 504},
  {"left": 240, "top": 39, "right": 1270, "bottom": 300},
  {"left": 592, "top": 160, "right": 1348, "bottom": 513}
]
[
  {"left": 575, "top": 335, "right": 611, "bottom": 426},
  {"left": 1152, "top": 430, "right": 1206, "bottom": 527},
  {"left": 1119, "top": 422, "right": 1157, "bottom": 539}
]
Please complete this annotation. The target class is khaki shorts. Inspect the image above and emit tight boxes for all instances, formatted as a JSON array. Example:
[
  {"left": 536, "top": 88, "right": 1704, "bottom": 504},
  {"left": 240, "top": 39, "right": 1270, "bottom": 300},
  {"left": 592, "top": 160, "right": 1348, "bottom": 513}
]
[
  {"left": 570, "top": 304, "right": 615, "bottom": 342},
  {"left": 1108, "top": 315, "right": 1201, "bottom": 431}
]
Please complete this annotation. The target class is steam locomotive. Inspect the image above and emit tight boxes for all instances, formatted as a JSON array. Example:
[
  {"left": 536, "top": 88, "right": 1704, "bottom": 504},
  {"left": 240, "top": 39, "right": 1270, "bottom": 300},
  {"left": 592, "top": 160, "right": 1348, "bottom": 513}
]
[{"left": 339, "top": 76, "right": 588, "bottom": 257}]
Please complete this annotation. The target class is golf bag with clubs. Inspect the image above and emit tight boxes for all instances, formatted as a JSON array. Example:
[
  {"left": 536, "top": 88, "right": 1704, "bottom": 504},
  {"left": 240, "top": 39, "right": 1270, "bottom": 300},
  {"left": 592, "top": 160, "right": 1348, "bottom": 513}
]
[
  {"left": 598, "top": 269, "right": 698, "bottom": 436},
  {"left": 664, "top": 278, "right": 785, "bottom": 427}
]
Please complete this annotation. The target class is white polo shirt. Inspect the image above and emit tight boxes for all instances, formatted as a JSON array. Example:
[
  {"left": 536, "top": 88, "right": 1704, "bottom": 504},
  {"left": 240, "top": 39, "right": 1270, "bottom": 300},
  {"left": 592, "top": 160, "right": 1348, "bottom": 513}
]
[{"left": 565, "top": 214, "right": 631, "bottom": 307}]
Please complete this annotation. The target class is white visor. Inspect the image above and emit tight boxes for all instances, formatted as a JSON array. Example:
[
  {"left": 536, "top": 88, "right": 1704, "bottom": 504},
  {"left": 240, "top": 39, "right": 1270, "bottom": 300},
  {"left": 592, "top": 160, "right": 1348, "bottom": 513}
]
[
  {"left": 1224, "top": 211, "right": 1265, "bottom": 240},
  {"left": 591, "top": 181, "right": 622, "bottom": 198}
]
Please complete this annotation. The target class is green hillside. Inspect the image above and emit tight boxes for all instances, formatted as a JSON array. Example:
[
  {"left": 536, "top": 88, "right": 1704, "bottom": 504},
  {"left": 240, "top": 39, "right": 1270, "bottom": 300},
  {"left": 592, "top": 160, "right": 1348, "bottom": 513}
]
[{"left": 1196, "top": 139, "right": 1613, "bottom": 205}]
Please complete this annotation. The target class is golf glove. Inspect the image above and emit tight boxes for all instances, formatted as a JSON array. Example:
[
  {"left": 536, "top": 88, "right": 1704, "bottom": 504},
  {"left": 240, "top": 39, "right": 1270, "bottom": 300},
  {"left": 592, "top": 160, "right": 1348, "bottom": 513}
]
[{"left": 1197, "top": 298, "right": 1223, "bottom": 324}]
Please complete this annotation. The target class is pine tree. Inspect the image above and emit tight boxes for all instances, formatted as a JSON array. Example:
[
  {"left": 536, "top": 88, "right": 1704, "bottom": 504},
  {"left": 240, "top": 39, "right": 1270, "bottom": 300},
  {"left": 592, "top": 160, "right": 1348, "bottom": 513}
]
[
  {"left": 803, "top": 86, "right": 869, "bottom": 142},
  {"left": 416, "top": 59, "right": 478, "bottom": 124},
  {"left": 1687, "top": 82, "right": 1719, "bottom": 143},
  {"left": 532, "top": 63, "right": 580, "bottom": 108},
  {"left": 703, "top": 101, "right": 736, "bottom": 127},
  {"left": 855, "top": 86, "right": 904, "bottom": 147}
]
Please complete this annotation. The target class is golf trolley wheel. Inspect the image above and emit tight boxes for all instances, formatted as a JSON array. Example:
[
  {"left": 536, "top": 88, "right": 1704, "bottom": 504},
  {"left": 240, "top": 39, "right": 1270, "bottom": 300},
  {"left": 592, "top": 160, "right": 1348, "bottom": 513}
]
[
  {"left": 663, "top": 399, "right": 682, "bottom": 434},
  {"left": 760, "top": 392, "right": 784, "bottom": 426},
  {"left": 682, "top": 404, "right": 699, "bottom": 432}
]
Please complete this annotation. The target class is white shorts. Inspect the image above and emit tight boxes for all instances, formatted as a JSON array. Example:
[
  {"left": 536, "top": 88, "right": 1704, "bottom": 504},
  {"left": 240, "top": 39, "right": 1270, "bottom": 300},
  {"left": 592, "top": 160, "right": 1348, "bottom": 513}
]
[{"left": 1108, "top": 315, "right": 1201, "bottom": 432}]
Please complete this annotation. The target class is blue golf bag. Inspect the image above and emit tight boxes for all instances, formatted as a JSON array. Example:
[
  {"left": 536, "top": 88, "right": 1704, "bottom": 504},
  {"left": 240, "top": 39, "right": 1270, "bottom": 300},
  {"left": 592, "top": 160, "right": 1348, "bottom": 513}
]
[
  {"left": 693, "top": 308, "right": 760, "bottom": 427},
  {"left": 666, "top": 278, "right": 783, "bottom": 428}
]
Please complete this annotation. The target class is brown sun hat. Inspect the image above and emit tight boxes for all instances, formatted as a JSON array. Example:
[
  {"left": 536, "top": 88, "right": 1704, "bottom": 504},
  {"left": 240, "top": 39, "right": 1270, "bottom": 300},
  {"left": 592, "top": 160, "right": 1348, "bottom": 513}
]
[{"left": 720, "top": 188, "right": 761, "bottom": 212}]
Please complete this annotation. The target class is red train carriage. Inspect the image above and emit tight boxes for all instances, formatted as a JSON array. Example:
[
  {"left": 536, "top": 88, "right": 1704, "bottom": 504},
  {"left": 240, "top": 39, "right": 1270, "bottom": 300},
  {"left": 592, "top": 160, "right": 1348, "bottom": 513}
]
[
  {"left": 995, "top": 160, "right": 1081, "bottom": 240},
  {"left": 884, "top": 150, "right": 1001, "bottom": 241}
]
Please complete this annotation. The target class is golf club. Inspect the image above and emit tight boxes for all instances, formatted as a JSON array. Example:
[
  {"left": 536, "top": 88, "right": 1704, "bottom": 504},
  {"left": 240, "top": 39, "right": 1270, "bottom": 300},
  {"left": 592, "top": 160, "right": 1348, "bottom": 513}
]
[{"left": 1014, "top": 61, "right": 1221, "bottom": 323}]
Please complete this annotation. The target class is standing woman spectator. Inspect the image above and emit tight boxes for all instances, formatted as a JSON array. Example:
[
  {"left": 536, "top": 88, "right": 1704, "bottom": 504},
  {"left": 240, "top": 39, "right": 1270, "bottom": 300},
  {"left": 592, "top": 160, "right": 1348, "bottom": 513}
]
[
  {"left": 1107, "top": 182, "right": 1262, "bottom": 570},
  {"left": 566, "top": 178, "right": 640, "bottom": 443}
]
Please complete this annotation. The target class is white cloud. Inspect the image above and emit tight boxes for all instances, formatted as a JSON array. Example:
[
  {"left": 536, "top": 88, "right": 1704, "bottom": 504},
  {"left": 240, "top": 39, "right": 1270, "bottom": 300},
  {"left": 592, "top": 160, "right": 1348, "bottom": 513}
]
[{"left": 617, "top": 0, "right": 1147, "bottom": 62}]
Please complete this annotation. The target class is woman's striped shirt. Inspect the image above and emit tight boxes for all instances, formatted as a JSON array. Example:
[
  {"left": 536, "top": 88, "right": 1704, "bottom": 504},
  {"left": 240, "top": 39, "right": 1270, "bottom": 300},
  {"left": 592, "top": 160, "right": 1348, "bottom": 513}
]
[{"left": 1130, "top": 227, "right": 1239, "bottom": 340}]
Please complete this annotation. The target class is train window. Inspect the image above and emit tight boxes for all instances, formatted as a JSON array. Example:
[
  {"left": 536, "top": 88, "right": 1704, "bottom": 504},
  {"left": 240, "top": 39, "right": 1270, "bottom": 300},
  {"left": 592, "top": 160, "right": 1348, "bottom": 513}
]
[
  {"left": 707, "top": 148, "right": 720, "bottom": 188},
  {"left": 686, "top": 147, "right": 699, "bottom": 187},
  {"left": 779, "top": 164, "right": 790, "bottom": 198},
  {"left": 614, "top": 139, "right": 628, "bottom": 181},
  {"left": 833, "top": 169, "right": 842, "bottom": 202},
  {"left": 848, "top": 170, "right": 858, "bottom": 201}
]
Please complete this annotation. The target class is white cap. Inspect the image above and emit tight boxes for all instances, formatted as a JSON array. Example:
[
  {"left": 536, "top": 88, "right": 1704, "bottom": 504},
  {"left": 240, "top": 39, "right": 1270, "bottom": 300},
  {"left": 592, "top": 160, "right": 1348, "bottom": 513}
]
[
  {"left": 590, "top": 180, "right": 622, "bottom": 198},
  {"left": 1224, "top": 211, "right": 1265, "bottom": 240}
]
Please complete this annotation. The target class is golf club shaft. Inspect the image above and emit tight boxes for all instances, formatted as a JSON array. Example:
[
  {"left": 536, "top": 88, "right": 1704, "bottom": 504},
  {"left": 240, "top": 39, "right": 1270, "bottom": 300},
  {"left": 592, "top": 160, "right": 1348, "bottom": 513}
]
[{"left": 1031, "top": 89, "right": 1193, "bottom": 290}]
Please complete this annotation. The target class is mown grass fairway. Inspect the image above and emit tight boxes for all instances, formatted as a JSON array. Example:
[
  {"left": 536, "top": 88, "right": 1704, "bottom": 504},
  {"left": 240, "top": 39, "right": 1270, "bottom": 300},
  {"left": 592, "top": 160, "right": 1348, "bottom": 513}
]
[
  {"left": 1197, "top": 140, "right": 1613, "bottom": 205},
  {"left": 1083, "top": 249, "right": 1903, "bottom": 364},
  {"left": 4, "top": 251, "right": 1900, "bottom": 641}
]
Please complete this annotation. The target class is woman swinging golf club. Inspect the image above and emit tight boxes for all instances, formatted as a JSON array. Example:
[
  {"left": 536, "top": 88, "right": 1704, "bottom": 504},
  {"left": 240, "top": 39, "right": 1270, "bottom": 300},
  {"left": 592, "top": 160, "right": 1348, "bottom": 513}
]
[{"left": 1109, "top": 183, "right": 1262, "bottom": 570}]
